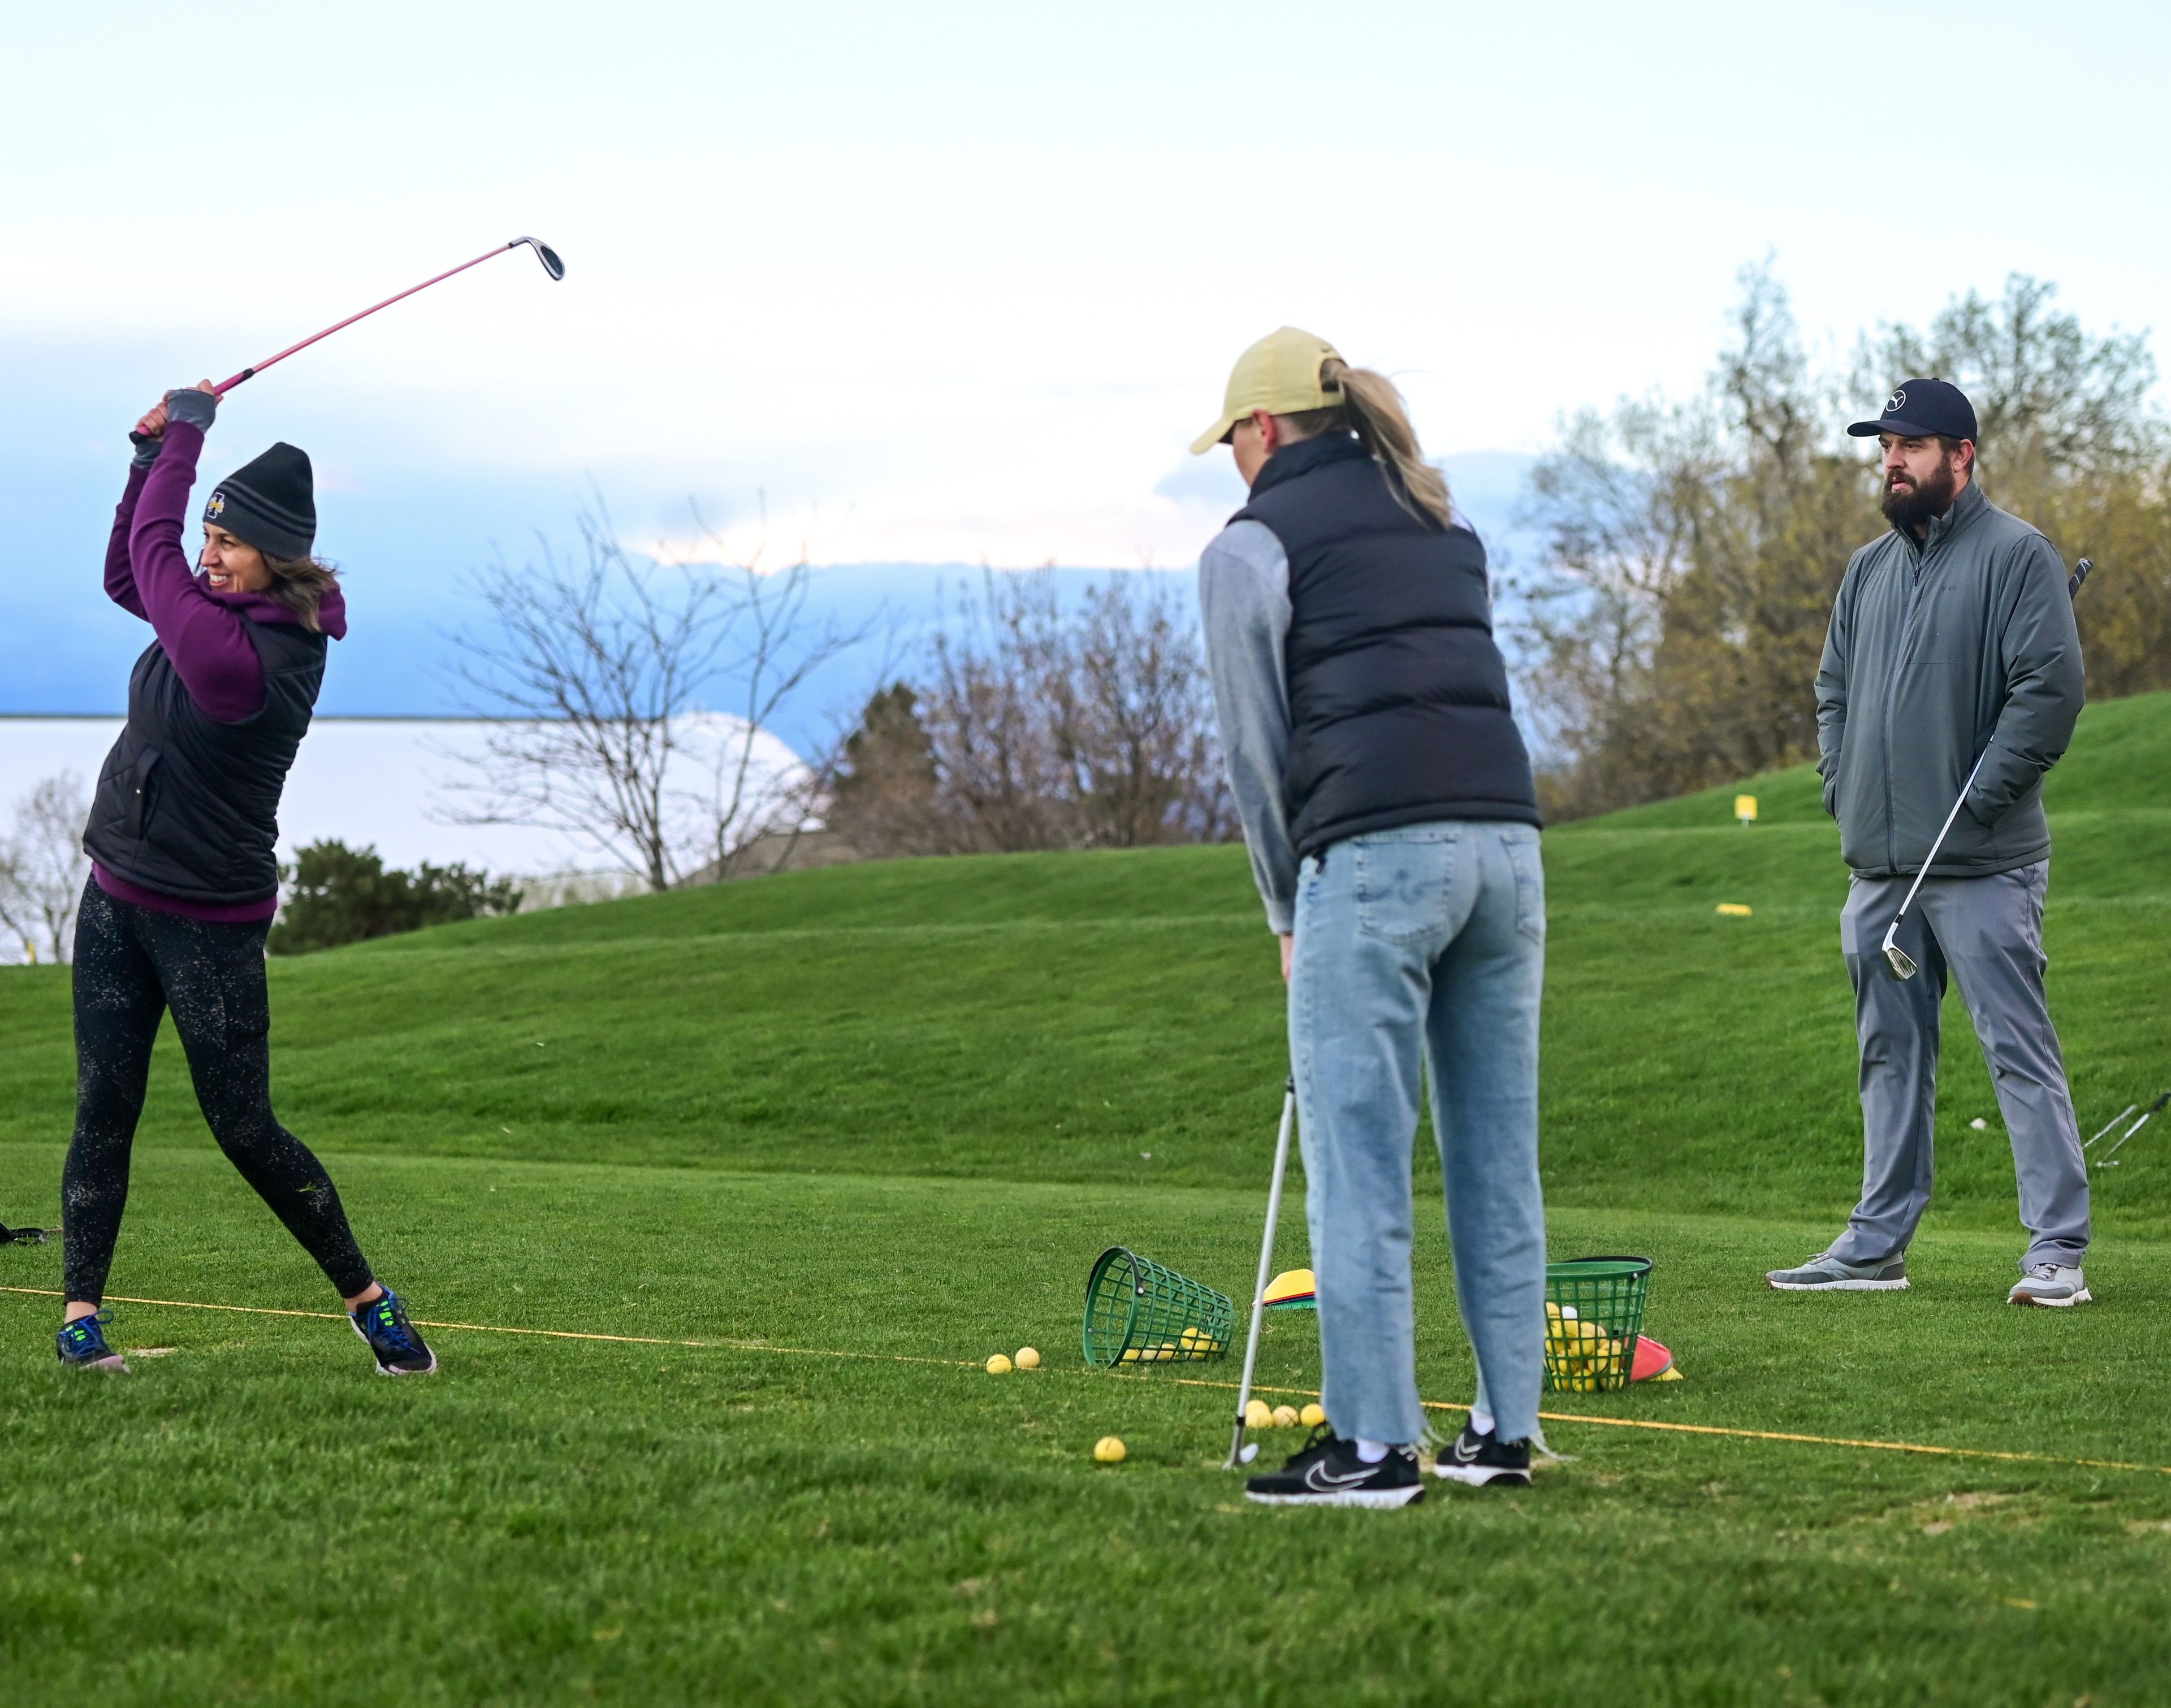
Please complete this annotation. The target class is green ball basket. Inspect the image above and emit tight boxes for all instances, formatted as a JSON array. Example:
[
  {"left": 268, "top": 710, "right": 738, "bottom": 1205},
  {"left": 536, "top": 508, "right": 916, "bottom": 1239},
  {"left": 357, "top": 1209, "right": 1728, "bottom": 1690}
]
[
  {"left": 1543, "top": 1255, "right": 1652, "bottom": 1394},
  {"left": 1083, "top": 1246, "right": 1235, "bottom": 1368}
]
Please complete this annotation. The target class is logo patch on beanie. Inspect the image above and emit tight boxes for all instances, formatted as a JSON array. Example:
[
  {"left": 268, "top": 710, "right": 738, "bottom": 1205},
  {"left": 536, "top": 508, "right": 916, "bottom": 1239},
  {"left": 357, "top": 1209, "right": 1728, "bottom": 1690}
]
[{"left": 205, "top": 491, "right": 227, "bottom": 521}]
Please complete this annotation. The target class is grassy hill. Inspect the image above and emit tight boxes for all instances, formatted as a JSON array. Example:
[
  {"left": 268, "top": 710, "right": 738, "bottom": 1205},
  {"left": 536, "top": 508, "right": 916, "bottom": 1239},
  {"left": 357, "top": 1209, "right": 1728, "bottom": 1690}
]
[
  {"left": 5, "top": 693, "right": 2165, "bottom": 1222},
  {"left": 4, "top": 691, "right": 2170, "bottom": 1705}
]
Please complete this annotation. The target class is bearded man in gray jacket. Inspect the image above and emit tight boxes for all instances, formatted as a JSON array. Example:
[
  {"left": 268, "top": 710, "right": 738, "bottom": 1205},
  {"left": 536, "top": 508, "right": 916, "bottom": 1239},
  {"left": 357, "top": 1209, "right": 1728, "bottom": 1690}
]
[{"left": 1767, "top": 378, "right": 2093, "bottom": 1307}]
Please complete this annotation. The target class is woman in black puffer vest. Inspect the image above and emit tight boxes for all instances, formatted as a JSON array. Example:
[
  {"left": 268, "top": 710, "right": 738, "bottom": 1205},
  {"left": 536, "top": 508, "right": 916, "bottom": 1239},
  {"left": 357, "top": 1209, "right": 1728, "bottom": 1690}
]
[
  {"left": 1196, "top": 329, "right": 1547, "bottom": 1506},
  {"left": 55, "top": 382, "right": 435, "bottom": 1379}
]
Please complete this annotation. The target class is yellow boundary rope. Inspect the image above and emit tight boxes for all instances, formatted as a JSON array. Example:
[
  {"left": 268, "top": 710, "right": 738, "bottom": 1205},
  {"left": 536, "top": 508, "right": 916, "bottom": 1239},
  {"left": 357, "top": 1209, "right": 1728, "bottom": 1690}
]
[{"left": 7, "top": 1286, "right": 2165, "bottom": 1477}]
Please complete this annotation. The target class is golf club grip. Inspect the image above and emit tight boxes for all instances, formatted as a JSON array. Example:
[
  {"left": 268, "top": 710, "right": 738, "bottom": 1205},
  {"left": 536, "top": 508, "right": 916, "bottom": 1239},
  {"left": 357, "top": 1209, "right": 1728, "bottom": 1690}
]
[{"left": 2069, "top": 559, "right": 2092, "bottom": 598}]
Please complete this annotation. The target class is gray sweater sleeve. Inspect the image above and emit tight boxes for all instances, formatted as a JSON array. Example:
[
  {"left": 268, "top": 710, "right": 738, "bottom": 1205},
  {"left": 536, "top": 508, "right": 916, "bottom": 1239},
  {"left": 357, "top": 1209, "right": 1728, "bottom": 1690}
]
[{"left": 1198, "top": 520, "right": 1298, "bottom": 933}]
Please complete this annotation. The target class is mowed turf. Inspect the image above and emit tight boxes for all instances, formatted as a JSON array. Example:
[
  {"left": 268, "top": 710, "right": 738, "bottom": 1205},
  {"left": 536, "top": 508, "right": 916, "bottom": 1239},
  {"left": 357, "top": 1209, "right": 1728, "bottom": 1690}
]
[{"left": 3, "top": 692, "right": 2171, "bottom": 1705}]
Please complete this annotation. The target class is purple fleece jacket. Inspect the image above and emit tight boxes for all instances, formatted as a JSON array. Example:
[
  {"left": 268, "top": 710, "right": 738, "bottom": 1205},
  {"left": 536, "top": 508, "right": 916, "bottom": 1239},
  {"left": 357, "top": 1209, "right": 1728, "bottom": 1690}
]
[{"left": 93, "top": 422, "right": 348, "bottom": 923}]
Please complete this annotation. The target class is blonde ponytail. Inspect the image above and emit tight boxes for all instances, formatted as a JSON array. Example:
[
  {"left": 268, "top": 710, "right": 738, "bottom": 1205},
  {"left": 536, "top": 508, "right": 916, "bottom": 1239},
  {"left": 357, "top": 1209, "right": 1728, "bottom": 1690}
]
[
  {"left": 1269, "top": 360, "right": 1454, "bottom": 528},
  {"left": 1317, "top": 359, "right": 1454, "bottom": 529}
]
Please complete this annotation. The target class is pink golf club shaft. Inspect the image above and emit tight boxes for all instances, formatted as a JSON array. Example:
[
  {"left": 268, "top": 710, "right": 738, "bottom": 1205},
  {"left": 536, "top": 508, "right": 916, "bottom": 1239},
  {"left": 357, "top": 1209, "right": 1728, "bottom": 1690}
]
[{"left": 213, "top": 243, "right": 526, "bottom": 396}]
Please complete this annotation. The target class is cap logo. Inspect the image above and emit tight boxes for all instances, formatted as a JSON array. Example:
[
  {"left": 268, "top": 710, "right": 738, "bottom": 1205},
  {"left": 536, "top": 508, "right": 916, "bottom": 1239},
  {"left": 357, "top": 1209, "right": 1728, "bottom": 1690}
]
[
  {"left": 1887, "top": 388, "right": 1906, "bottom": 413},
  {"left": 205, "top": 490, "right": 226, "bottom": 520}
]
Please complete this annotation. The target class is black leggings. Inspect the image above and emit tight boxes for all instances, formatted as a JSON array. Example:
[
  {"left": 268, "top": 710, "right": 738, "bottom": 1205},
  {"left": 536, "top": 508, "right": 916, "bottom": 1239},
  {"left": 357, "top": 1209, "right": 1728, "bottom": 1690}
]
[{"left": 62, "top": 879, "right": 373, "bottom": 1304}]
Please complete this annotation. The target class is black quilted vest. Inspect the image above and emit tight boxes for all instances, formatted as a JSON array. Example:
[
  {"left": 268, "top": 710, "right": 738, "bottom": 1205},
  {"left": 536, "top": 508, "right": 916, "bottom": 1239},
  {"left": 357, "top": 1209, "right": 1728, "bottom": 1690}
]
[
  {"left": 83, "top": 621, "right": 327, "bottom": 905},
  {"left": 1232, "top": 433, "right": 1539, "bottom": 861}
]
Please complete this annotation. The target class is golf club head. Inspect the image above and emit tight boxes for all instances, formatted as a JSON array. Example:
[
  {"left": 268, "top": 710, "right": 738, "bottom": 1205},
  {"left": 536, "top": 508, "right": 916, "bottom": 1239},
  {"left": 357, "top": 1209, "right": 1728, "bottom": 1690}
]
[
  {"left": 513, "top": 236, "right": 566, "bottom": 280},
  {"left": 1880, "top": 923, "right": 1918, "bottom": 980}
]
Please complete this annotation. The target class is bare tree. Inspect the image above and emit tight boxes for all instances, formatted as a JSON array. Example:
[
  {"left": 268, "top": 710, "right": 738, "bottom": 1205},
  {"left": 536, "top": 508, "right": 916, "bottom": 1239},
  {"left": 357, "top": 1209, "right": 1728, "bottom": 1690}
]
[
  {"left": 686, "top": 501, "right": 869, "bottom": 879},
  {"left": 829, "top": 570, "right": 1235, "bottom": 855},
  {"left": 0, "top": 773, "right": 91, "bottom": 964},
  {"left": 446, "top": 500, "right": 863, "bottom": 891}
]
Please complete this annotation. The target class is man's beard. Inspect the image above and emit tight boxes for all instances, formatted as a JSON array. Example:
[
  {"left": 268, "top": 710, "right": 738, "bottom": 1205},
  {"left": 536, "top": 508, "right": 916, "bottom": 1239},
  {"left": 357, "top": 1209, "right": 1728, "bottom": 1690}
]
[{"left": 1881, "top": 456, "right": 1960, "bottom": 530}]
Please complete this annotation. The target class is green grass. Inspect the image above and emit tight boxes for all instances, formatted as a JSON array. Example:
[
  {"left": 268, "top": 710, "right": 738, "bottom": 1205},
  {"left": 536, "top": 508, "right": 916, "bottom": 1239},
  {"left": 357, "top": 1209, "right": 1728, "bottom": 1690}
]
[{"left": 5, "top": 693, "right": 2171, "bottom": 1705}]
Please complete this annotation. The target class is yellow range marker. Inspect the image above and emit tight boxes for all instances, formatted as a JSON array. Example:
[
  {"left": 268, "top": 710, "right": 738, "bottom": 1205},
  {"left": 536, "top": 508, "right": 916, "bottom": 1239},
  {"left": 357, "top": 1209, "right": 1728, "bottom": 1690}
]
[{"left": 6, "top": 1286, "right": 2166, "bottom": 1479}]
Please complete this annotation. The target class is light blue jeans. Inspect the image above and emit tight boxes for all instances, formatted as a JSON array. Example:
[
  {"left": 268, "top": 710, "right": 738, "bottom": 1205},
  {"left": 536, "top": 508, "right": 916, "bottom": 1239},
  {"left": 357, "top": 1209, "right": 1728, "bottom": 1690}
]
[{"left": 1289, "top": 820, "right": 1548, "bottom": 1446}]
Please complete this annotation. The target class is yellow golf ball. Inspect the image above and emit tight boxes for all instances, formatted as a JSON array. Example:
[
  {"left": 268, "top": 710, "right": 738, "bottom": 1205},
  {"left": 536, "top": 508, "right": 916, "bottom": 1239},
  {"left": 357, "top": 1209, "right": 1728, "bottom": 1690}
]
[
  {"left": 1014, "top": 1347, "right": 1041, "bottom": 1369},
  {"left": 1271, "top": 1404, "right": 1300, "bottom": 1429},
  {"left": 1093, "top": 1435, "right": 1126, "bottom": 1464},
  {"left": 1299, "top": 1403, "right": 1327, "bottom": 1428},
  {"left": 1244, "top": 1399, "right": 1274, "bottom": 1429},
  {"left": 985, "top": 1354, "right": 1013, "bottom": 1375}
]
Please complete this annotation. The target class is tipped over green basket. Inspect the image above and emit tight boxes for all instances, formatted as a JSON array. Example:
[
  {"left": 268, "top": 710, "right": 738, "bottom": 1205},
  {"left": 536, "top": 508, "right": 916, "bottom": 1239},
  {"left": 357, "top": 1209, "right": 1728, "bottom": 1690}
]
[{"left": 1083, "top": 1246, "right": 1234, "bottom": 1368}]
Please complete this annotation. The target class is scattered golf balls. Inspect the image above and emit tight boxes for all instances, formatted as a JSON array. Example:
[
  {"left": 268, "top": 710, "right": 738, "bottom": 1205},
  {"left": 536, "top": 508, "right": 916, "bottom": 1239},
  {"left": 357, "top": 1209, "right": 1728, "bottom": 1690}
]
[
  {"left": 1093, "top": 1435, "right": 1126, "bottom": 1463},
  {"left": 1970, "top": 1117, "right": 1989, "bottom": 1130},
  {"left": 986, "top": 1354, "right": 1013, "bottom": 1374},
  {"left": 1271, "top": 1404, "right": 1300, "bottom": 1429},
  {"left": 1015, "top": 1347, "right": 1041, "bottom": 1369},
  {"left": 1300, "top": 1403, "right": 1326, "bottom": 1428},
  {"left": 1244, "top": 1399, "right": 1274, "bottom": 1429}
]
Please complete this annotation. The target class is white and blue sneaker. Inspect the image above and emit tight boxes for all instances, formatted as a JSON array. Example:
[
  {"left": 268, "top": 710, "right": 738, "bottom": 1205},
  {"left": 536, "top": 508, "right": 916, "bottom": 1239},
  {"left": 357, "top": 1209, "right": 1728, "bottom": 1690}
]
[
  {"left": 350, "top": 1289, "right": 438, "bottom": 1375},
  {"left": 56, "top": 1311, "right": 129, "bottom": 1372}
]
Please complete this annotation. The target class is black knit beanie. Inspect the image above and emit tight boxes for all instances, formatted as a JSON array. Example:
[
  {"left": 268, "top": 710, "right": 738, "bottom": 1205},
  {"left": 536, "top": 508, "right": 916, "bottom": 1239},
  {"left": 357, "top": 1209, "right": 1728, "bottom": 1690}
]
[{"left": 203, "top": 442, "right": 315, "bottom": 560}]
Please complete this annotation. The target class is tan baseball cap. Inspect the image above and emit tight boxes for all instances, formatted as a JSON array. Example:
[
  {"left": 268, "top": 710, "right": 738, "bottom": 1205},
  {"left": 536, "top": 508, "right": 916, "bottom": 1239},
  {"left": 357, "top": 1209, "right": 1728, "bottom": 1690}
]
[{"left": 1188, "top": 326, "right": 1346, "bottom": 455}]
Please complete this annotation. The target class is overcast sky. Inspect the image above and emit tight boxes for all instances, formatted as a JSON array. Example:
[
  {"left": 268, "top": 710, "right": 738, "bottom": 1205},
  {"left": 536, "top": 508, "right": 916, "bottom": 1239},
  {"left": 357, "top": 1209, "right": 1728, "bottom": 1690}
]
[{"left": 7, "top": 3, "right": 2168, "bottom": 625}]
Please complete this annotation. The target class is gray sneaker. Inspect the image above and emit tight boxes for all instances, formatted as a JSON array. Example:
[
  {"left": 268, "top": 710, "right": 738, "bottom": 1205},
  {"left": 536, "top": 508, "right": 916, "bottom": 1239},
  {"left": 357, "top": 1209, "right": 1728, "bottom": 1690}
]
[
  {"left": 1765, "top": 1252, "right": 1909, "bottom": 1291},
  {"left": 2008, "top": 1263, "right": 2090, "bottom": 1307}
]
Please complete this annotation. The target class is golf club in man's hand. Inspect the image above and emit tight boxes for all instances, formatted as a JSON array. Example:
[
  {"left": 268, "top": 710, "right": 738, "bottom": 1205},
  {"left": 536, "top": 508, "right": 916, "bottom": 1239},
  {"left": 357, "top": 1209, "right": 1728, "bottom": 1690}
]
[
  {"left": 1881, "top": 558, "right": 2093, "bottom": 979},
  {"left": 213, "top": 236, "right": 565, "bottom": 396}
]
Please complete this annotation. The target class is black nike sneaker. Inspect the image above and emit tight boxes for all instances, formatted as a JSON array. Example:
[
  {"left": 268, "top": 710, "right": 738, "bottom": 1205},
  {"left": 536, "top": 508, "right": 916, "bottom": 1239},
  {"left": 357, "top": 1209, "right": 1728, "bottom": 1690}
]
[
  {"left": 1244, "top": 1428, "right": 1425, "bottom": 1508},
  {"left": 350, "top": 1289, "right": 438, "bottom": 1376},
  {"left": 1428, "top": 1422, "right": 1532, "bottom": 1487}
]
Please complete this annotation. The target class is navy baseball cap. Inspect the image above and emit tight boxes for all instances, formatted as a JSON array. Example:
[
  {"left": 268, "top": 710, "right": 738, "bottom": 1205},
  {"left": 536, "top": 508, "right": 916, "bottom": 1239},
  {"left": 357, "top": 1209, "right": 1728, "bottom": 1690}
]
[{"left": 1847, "top": 378, "right": 1978, "bottom": 443}]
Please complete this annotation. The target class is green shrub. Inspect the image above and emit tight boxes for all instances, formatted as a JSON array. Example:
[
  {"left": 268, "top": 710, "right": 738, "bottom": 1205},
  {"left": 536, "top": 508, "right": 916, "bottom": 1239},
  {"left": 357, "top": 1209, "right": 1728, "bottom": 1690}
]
[{"left": 269, "top": 839, "right": 523, "bottom": 955}]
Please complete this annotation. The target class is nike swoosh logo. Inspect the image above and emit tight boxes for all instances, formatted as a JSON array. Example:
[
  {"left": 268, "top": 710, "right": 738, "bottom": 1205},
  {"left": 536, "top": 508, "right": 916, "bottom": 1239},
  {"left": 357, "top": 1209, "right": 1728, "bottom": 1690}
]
[
  {"left": 1305, "top": 1463, "right": 1377, "bottom": 1490},
  {"left": 1452, "top": 1438, "right": 1483, "bottom": 1463}
]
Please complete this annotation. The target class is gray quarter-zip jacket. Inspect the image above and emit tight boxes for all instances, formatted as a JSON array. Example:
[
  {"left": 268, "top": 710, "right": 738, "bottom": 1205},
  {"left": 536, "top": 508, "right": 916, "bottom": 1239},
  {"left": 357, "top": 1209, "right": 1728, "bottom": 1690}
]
[{"left": 1815, "top": 478, "right": 2083, "bottom": 879}]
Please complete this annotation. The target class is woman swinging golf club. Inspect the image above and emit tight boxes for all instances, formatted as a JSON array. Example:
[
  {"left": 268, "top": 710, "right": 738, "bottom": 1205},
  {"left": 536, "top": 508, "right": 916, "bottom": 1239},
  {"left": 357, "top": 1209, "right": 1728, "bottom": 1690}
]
[
  {"left": 1196, "top": 330, "right": 1547, "bottom": 1506},
  {"left": 53, "top": 381, "right": 435, "bottom": 1377}
]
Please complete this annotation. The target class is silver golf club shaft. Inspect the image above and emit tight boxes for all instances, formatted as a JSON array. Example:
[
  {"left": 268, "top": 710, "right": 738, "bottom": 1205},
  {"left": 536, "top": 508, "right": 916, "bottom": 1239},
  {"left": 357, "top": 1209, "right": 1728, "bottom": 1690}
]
[
  {"left": 2096, "top": 1090, "right": 2170, "bottom": 1165},
  {"left": 2084, "top": 1105, "right": 2138, "bottom": 1148},
  {"left": 1226, "top": 1077, "right": 1297, "bottom": 1471},
  {"left": 1880, "top": 750, "right": 1990, "bottom": 978}
]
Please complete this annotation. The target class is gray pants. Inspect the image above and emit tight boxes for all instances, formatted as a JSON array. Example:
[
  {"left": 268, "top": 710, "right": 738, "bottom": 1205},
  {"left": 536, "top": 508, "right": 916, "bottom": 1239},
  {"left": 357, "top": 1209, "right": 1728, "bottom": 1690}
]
[{"left": 1831, "top": 861, "right": 2090, "bottom": 1272}]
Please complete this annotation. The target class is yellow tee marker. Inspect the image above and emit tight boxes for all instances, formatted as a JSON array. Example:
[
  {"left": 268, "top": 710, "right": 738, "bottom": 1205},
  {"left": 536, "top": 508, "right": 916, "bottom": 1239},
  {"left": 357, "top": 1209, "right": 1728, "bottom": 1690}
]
[
  {"left": 1716, "top": 903, "right": 1753, "bottom": 918},
  {"left": 1735, "top": 794, "right": 1758, "bottom": 824}
]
